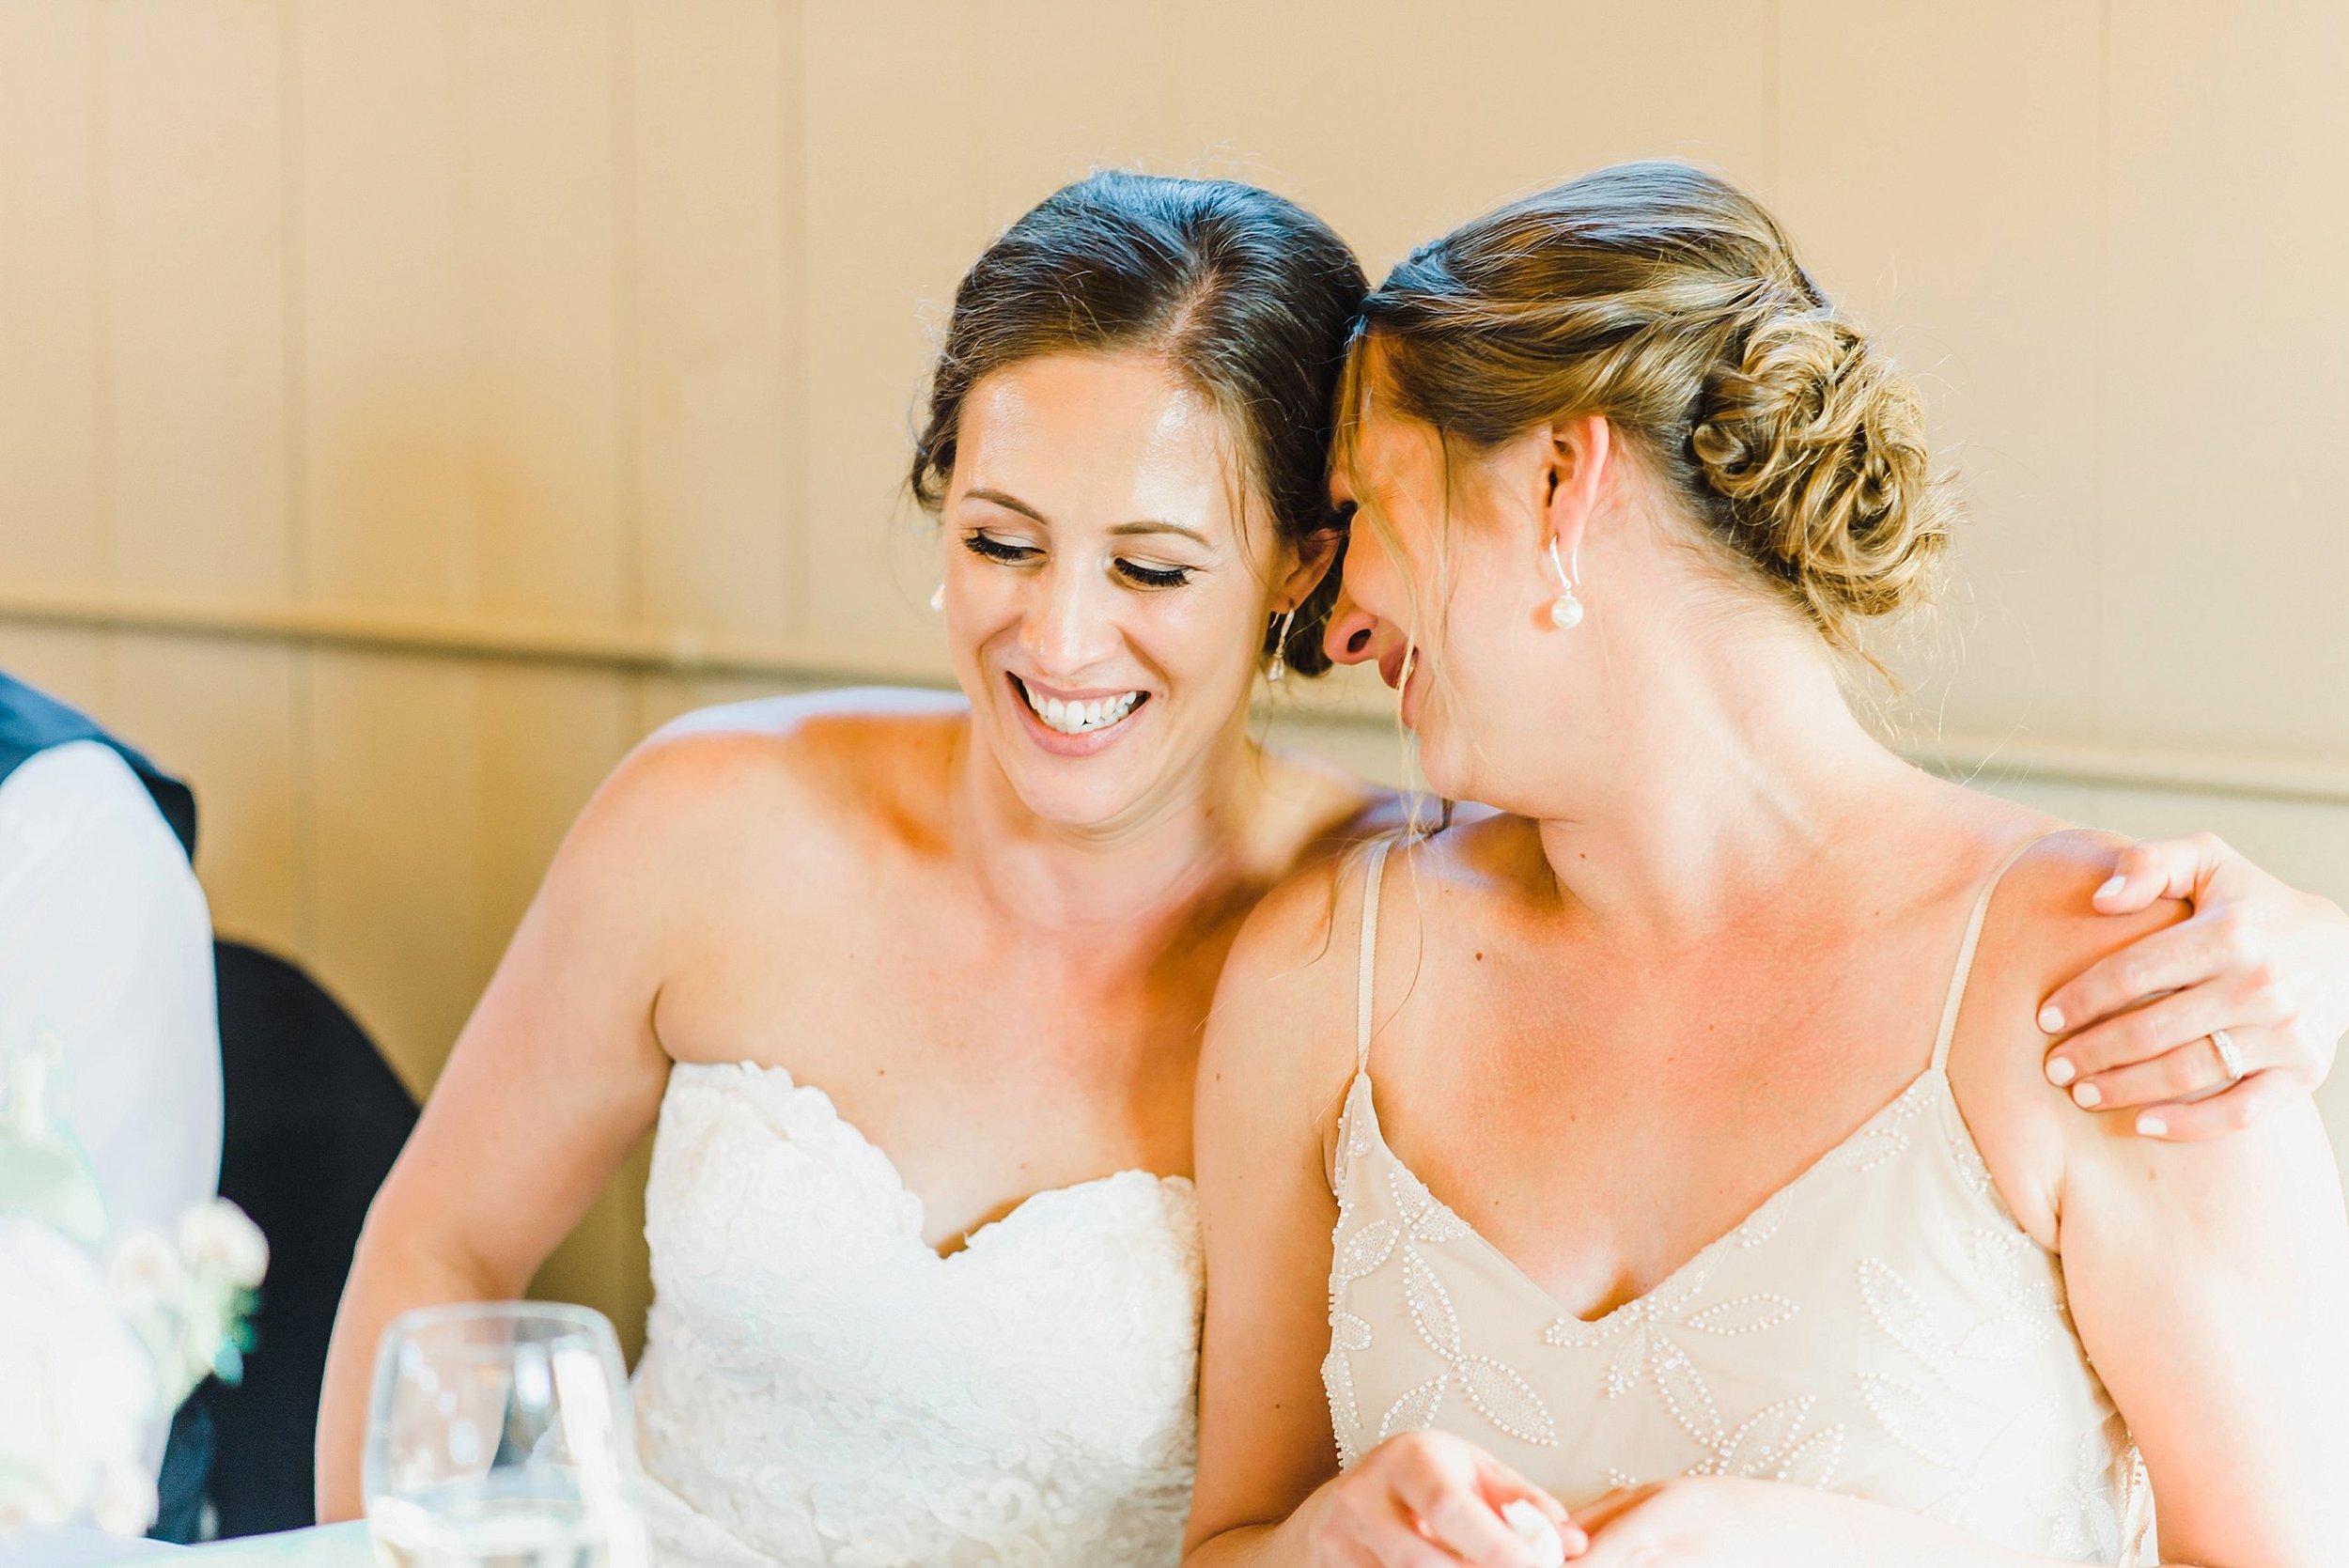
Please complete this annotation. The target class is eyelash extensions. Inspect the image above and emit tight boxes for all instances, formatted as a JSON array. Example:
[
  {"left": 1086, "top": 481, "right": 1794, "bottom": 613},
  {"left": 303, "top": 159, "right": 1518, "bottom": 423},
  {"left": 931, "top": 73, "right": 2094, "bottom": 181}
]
[{"left": 960, "top": 532, "right": 1193, "bottom": 590}]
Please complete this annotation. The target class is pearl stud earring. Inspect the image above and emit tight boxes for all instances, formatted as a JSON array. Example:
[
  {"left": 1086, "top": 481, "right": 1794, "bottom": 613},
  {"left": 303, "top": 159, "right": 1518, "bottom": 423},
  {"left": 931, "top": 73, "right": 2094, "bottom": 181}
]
[
  {"left": 1545, "top": 538, "right": 1584, "bottom": 630},
  {"left": 928, "top": 584, "right": 945, "bottom": 613}
]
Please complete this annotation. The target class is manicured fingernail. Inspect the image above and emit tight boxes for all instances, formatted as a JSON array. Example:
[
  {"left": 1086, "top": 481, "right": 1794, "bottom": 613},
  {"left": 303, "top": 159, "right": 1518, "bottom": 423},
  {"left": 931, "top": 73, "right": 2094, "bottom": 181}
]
[
  {"left": 2046, "top": 1056, "right": 2076, "bottom": 1087},
  {"left": 2071, "top": 1081, "right": 2102, "bottom": 1109},
  {"left": 2037, "top": 1003, "right": 2064, "bottom": 1034},
  {"left": 2095, "top": 874, "right": 2127, "bottom": 900},
  {"left": 2137, "top": 1113, "right": 2169, "bottom": 1138}
]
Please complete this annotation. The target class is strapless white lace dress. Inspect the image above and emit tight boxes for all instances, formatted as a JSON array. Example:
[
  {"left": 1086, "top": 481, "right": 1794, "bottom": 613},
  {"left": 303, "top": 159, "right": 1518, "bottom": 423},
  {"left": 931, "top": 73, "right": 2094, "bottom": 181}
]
[{"left": 627, "top": 1062, "right": 1204, "bottom": 1568}]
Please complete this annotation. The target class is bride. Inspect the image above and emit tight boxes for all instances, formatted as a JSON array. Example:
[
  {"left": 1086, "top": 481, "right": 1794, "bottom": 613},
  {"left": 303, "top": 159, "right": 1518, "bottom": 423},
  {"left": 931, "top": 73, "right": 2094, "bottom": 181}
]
[
  {"left": 1183, "top": 162, "right": 2349, "bottom": 1567},
  {"left": 317, "top": 171, "right": 2348, "bottom": 1567}
]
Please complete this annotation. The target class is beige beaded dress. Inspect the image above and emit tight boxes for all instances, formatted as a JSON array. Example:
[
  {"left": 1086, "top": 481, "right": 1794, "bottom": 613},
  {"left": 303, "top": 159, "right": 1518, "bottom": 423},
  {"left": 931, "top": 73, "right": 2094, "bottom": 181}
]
[{"left": 1320, "top": 838, "right": 2155, "bottom": 1564}]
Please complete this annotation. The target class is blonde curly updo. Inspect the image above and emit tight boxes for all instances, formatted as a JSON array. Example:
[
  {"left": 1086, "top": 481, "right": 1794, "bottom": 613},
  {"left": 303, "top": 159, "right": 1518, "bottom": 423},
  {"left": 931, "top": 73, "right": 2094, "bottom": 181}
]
[{"left": 1346, "top": 162, "right": 1949, "bottom": 651}]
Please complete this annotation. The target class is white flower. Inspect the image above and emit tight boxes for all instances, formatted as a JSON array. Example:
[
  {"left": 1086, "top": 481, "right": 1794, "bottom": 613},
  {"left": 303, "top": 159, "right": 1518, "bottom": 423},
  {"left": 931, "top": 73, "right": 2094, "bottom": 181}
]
[
  {"left": 0, "top": 1200, "right": 269, "bottom": 1535},
  {"left": 0, "top": 1218, "right": 162, "bottom": 1535},
  {"left": 178, "top": 1200, "right": 268, "bottom": 1290},
  {"left": 109, "top": 1202, "right": 268, "bottom": 1404},
  {"left": 107, "top": 1229, "right": 190, "bottom": 1320},
  {"left": 91, "top": 1463, "right": 161, "bottom": 1538}
]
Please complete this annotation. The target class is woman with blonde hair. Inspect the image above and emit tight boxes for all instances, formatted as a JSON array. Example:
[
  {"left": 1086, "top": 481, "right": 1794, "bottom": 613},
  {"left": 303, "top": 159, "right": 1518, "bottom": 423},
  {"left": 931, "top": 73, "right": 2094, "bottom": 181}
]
[
  {"left": 320, "top": 169, "right": 2341, "bottom": 1568},
  {"left": 1186, "top": 162, "right": 2349, "bottom": 1567}
]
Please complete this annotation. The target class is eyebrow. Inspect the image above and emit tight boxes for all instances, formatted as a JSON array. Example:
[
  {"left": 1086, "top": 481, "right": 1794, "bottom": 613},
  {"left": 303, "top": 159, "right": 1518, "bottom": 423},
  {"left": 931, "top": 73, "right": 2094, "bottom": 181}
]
[
  {"left": 963, "top": 487, "right": 1049, "bottom": 523},
  {"left": 962, "top": 489, "right": 1212, "bottom": 549},
  {"left": 1108, "top": 520, "right": 1213, "bottom": 547}
]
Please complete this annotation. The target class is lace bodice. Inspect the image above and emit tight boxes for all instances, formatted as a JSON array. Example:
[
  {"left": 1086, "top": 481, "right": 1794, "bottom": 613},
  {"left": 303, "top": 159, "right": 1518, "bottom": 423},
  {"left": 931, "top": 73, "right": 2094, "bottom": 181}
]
[
  {"left": 1321, "top": 838, "right": 2156, "bottom": 1564},
  {"left": 630, "top": 1062, "right": 1203, "bottom": 1568}
]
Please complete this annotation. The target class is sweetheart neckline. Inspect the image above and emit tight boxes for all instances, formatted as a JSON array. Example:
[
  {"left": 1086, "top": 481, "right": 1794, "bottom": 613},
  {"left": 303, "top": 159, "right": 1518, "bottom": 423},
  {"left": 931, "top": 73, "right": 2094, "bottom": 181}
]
[
  {"left": 1342, "top": 1059, "right": 1998, "bottom": 1330},
  {"left": 668, "top": 1058, "right": 1194, "bottom": 1263}
]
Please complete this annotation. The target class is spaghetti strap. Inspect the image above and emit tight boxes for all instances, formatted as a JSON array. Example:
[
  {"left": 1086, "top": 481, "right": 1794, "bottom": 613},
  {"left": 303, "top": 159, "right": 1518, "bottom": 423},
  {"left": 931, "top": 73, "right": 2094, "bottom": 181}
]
[
  {"left": 1355, "top": 840, "right": 1394, "bottom": 1074},
  {"left": 1930, "top": 831, "right": 2062, "bottom": 1071}
]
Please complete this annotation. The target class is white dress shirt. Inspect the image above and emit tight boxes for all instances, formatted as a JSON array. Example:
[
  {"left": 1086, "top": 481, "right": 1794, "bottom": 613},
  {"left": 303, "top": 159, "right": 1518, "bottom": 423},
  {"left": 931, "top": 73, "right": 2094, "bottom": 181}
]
[{"left": 0, "top": 740, "right": 221, "bottom": 1243}]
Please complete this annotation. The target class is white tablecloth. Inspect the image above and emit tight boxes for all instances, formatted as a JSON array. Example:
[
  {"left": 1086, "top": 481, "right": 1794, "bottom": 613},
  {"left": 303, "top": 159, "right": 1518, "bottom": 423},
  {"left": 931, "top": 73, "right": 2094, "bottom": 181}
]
[{"left": 0, "top": 1524, "right": 370, "bottom": 1568}]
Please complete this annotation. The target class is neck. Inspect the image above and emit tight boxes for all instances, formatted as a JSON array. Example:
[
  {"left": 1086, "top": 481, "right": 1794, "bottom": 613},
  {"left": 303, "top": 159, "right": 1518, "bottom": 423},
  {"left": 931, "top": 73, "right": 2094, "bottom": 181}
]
[
  {"left": 948, "top": 708, "right": 1272, "bottom": 939},
  {"left": 1533, "top": 621, "right": 1914, "bottom": 940}
]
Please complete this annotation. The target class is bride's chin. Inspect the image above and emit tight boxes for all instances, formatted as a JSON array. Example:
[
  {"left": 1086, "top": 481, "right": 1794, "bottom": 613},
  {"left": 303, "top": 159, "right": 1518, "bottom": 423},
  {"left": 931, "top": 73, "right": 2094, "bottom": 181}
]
[
  {"left": 984, "top": 722, "right": 1146, "bottom": 821},
  {"left": 1008, "top": 773, "right": 1150, "bottom": 832}
]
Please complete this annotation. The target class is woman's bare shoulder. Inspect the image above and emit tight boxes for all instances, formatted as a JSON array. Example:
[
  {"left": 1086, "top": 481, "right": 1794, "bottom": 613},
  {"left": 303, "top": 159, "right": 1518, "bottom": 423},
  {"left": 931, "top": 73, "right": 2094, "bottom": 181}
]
[
  {"left": 642, "top": 686, "right": 965, "bottom": 774},
  {"left": 1222, "top": 802, "right": 1530, "bottom": 1000},
  {"left": 1968, "top": 825, "right": 2189, "bottom": 1046},
  {"left": 647, "top": 685, "right": 968, "bottom": 745},
  {"left": 557, "top": 688, "right": 967, "bottom": 901},
  {"left": 1953, "top": 824, "right": 2190, "bottom": 1242},
  {"left": 619, "top": 687, "right": 963, "bottom": 820}
]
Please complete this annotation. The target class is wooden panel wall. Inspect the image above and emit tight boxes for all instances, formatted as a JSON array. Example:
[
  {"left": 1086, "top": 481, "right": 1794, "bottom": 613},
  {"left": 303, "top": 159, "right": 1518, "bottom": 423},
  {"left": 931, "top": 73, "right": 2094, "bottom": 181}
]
[{"left": 3, "top": 0, "right": 2344, "bottom": 1352}]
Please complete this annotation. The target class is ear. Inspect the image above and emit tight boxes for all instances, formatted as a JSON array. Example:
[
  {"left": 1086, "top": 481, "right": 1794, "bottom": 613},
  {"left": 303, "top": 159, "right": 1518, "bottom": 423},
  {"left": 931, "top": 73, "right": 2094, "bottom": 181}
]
[
  {"left": 1273, "top": 527, "right": 1343, "bottom": 612},
  {"left": 1538, "top": 412, "right": 1613, "bottom": 567}
]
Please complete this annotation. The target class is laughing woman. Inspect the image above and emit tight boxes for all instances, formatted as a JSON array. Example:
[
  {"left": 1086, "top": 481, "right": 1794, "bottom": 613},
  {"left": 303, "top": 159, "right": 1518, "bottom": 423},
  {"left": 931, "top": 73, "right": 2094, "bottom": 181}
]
[
  {"left": 1184, "top": 163, "right": 2349, "bottom": 1568},
  {"left": 316, "top": 173, "right": 2347, "bottom": 1568}
]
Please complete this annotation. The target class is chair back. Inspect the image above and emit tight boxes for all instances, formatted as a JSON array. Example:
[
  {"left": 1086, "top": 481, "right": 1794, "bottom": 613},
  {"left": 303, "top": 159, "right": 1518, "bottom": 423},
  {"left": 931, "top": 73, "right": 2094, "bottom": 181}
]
[{"left": 202, "top": 941, "right": 416, "bottom": 1537}]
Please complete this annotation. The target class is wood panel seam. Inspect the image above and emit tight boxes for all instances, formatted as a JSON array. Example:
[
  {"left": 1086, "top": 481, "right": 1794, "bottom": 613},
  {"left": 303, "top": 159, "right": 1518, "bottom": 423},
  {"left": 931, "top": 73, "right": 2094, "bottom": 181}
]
[{"left": 8, "top": 587, "right": 2346, "bottom": 808}]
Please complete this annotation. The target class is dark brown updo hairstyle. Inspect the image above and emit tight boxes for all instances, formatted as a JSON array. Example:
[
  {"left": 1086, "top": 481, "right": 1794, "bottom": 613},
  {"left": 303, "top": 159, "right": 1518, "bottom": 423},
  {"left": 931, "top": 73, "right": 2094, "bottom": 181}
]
[
  {"left": 911, "top": 171, "right": 1369, "bottom": 677},
  {"left": 1344, "top": 161, "right": 1951, "bottom": 656}
]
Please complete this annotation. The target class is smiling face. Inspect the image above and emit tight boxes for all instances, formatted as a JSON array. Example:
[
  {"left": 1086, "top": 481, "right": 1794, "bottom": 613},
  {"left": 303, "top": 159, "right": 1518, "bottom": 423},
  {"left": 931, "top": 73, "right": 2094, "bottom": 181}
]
[
  {"left": 1322, "top": 390, "right": 1587, "bottom": 808},
  {"left": 940, "top": 349, "right": 1306, "bottom": 830}
]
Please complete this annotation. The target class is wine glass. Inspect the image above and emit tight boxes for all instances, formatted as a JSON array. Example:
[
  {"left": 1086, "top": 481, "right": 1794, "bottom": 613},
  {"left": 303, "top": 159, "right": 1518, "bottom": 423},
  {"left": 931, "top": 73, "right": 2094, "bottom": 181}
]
[{"left": 363, "top": 1302, "right": 645, "bottom": 1568}]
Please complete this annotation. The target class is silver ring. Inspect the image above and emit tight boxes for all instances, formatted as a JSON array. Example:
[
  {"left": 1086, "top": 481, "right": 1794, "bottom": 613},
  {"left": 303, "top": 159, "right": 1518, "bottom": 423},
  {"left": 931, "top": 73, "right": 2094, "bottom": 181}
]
[{"left": 2211, "top": 1028, "right": 2245, "bottom": 1086}]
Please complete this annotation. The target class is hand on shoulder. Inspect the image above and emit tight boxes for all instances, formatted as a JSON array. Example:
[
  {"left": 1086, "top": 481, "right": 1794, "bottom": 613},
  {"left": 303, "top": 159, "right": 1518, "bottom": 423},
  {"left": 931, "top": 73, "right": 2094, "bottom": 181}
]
[
  {"left": 1962, "top": 831, "right": 2349, "bottom": 1565},
  {"left": 1949, "top": 826, "right": 2190, "bottom": 1247}
]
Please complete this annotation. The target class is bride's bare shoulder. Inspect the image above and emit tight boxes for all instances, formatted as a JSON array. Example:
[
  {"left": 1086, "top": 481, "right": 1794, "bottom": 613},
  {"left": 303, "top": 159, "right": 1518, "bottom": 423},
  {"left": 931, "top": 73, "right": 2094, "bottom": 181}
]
[
  {"left": 649, "top": 686, "right": 968, "bottom": 746},
  {"left": 572, "top": 687, "right": 967, "bottom": 873},
  {"left": 640, "top": 687, "right": 961, "bottom": 803}
]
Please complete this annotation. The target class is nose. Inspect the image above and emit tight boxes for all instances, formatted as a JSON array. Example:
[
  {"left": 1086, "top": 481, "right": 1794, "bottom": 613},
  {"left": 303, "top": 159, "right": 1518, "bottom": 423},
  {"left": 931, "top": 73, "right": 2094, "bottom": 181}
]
[
  {"left": 1322, "top": 582, "right": 1381, "bottom": 668},
  {"left": 1022, "top": 559, "right": 1120, "bottom": 675}
]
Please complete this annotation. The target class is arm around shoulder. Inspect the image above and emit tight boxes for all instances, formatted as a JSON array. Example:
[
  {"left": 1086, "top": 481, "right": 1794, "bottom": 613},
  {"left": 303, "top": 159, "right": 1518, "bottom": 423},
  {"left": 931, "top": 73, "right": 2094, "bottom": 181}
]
[{"left": 1976, "top": 833, "right": 2349, "bottom": 1567}]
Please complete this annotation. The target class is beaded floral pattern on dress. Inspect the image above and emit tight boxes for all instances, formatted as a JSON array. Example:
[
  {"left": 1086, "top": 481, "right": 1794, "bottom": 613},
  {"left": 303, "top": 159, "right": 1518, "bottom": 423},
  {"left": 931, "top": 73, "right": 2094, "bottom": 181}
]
[
  {"left": 630, "top": 1062, "right": 1203, "bottom": 1568},
  {"left": 1320, "top": 1067, "right": 2154, "bottom": 1564},
  {"left": 1322, "top": 832, "right": 2155, "bottom": 1565}
]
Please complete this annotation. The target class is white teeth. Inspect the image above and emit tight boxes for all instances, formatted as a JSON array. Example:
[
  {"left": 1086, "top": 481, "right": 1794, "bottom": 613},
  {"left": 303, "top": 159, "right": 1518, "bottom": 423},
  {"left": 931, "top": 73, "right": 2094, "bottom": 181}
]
[{"left": 1020, "top": 682, "right": 1143, "bottom": 736}]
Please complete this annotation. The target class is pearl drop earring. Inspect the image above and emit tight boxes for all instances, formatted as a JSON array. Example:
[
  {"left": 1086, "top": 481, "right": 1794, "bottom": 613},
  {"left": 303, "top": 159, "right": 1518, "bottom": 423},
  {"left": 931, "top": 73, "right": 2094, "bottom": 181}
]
[
  {"left": 1266, "top": 607, "right": 1298, "bottom": 683},
  {"left": 1545, "top": 538, "right": 1584, "bottom": 630},
  {"left": 928, "top": 584, "right": 945, "bottom": 613}
]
